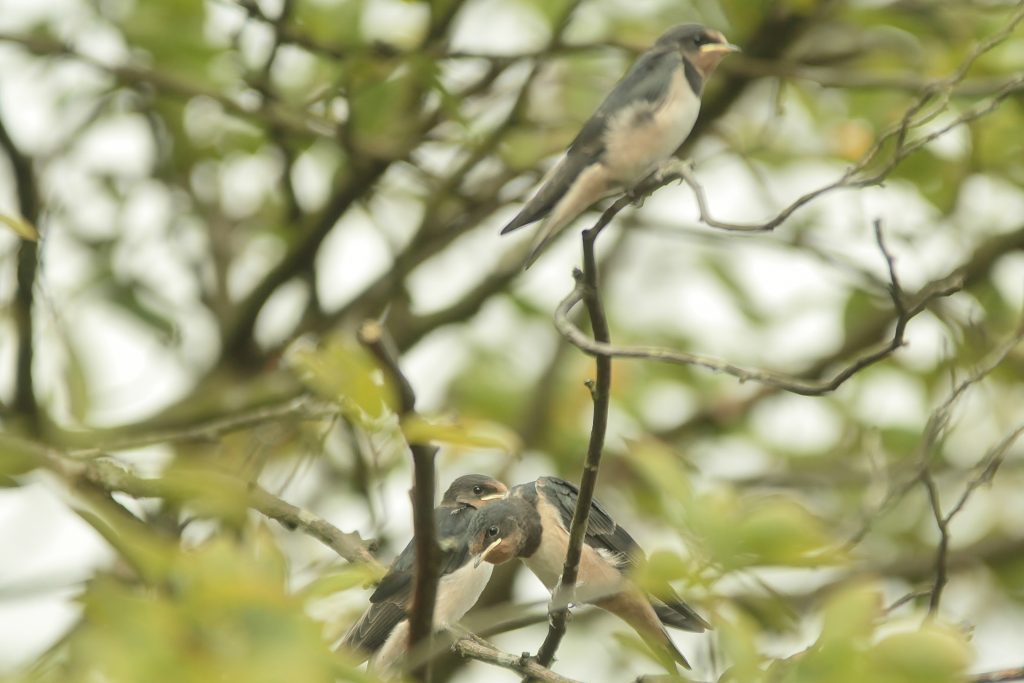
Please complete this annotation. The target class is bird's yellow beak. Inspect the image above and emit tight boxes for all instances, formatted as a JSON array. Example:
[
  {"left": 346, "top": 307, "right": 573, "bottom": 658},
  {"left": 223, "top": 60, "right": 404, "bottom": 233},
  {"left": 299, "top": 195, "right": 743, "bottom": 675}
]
[
  {"left": 479, "top": 492, "right": 506, "bottom": 501},
  {"left": 474, "top": 537, "right": 503, "bottom": 568},
  {"left": 700, "top": 42, "right": 741, "bottom": 54}
]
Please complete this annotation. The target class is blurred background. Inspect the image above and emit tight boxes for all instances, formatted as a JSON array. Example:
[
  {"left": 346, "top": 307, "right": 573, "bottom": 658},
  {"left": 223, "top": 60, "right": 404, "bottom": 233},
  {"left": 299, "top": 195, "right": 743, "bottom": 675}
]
[{"left": 1, "top": 0, "right": 1023, "bottom": 681}]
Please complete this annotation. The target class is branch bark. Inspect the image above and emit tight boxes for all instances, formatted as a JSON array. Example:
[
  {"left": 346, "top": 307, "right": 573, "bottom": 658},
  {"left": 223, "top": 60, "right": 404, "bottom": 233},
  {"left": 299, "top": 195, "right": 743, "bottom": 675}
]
[
  {"left": 6, "top": 436, "right": 381, "bottom": 567},
  {"left": 0, "top": 113, "right": 41, "bottom": 433},
  {"left": 454, "top": 633, "right": 583, "bottom": 683},
  {"left": 531, "top": 206, "right": 617, "bottom": 673},
  {"left": 357, "top": 320, "right": 440, "bottom": 682}
]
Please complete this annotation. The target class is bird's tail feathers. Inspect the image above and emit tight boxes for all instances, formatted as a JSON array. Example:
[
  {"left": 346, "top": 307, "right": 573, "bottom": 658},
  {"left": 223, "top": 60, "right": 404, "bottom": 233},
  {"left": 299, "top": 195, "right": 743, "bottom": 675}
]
[
  {"left": 597, "top": 591, "right": 691, "bottom": 670},
  {"left": 653, "top": 596, "right": 711, "bottom": 633}
]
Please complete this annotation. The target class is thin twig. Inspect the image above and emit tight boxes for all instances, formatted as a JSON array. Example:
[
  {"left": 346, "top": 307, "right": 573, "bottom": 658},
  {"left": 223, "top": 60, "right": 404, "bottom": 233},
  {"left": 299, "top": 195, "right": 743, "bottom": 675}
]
[
  {"left": 65, "top": 395, "right": 337, "bottom": 458},
  {"left": 9, "top": 439, "right": 381, "bottom": 566},
  {"left": 554, "top": 225, "right": 963, "bottom": 396},
  {"left": 531, "top": 205, "right": 617, "bottom": 674}
]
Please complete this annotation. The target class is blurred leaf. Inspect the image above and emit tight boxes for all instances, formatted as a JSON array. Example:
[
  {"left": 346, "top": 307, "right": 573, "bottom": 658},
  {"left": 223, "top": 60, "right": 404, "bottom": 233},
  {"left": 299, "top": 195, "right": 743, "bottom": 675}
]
[
  {"left": 159, "top": 462, "right": 251, "bottom": 527},
  {"left": 122, "top": 0, "right": 221, "bottom": 82},
  {"left": 0, "top": 213, "right": 38, "bottom": 240},
  {"left": 870, "top": 624, "right": 971, "bottom": 683},
  {"left": 298, "top": 563, "right": 385, "bottom": 600},
  {"left": 687, "top": 490, "right": 841, "bottom": 571},
  {"left": 295, "top": 0, "right": 365, "bottom": 46},
  {"left": 62, "top": 538, "right": 364, "bottom": 683},
  {"left": 716, "top": 611, "right": 764, "bottom": 683},
  {"left": 401, "top": 414, "right": 521, "bottom": 453},
  {"left": 286, "top": 335, "right": 397, "bottom": 425},
  {"left": 71, "top": 494, "right": 178, "bottom": 584},
  {"left": 818, "top": 582, "right": 881, "bottom": 647},
  {"left": 347, "top": 55, "right": 437, "bottom": 158},
  {"left": 0, "top": 437, "right": 42, "bottom": 478},
  {"left": 624, "top": 438, "right": 693, "bottom": 519}
]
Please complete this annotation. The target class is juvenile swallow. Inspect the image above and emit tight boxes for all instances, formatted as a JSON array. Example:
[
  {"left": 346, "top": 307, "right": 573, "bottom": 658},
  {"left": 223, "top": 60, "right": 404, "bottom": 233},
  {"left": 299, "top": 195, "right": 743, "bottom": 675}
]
[
  {"left": 500, "top": 24, "right": 739, "bottom": 268},
  {"left": 468, "top": 476, "right": 709, "bottom": 669},
  {"left": 340, "top": 474, "right": 508, "bottom": 672}
]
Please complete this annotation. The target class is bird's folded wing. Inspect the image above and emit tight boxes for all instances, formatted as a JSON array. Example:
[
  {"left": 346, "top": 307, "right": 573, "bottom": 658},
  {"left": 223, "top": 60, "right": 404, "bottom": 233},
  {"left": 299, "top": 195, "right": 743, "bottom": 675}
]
[{"left": 567, "top": 48, "right": 684, "bottom": 158}]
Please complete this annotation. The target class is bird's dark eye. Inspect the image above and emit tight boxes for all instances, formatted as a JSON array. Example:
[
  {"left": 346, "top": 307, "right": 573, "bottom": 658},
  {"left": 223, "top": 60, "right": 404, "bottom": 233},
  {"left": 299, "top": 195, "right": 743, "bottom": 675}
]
[
  {"left": 693, "top": 34, "right": 712, "bottom": 47},
  {"left": 486, "top": 525, "right": 499, "bottom": 537},
  {"left": 472, "top": 485, "right": 483, "bottom": 495}
]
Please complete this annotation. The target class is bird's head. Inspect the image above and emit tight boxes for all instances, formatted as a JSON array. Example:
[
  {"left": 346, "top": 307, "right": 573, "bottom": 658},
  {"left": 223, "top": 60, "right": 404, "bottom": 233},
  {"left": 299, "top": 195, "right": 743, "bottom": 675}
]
[
  {"left": 441, "top": 474, "right": 508, "bottom": 509},
  {"left": 657, "top": 24, "right": 739, "bottom": 76},
  {"left": 468, "top": 499, "right": 534, "bottom": 568}
]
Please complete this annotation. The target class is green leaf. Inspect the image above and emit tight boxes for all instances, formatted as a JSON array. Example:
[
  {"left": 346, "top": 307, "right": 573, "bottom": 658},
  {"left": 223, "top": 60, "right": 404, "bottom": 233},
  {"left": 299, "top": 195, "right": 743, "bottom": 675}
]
[
  {"left": 0, "top": 213, "right": 38, "bottom": 240},
  {"left": 818, "top": 582, "right": 880, "bottom": 647},
  {"left": 686, "top": 490, "right": 841, "bottom": 571},
  {"left": 286, "top": 335, "right": 397, "bottom": 425},
  {"left": 400, "top": 414, "right": 521, "bottom": 453},
  {"left": 870, "top": 625, "right": 971, "bottom": 683},
  {"left": 63, "top": 538, "right": 365, "bottom": 683},
  {"left": 716, "top": 611, "right": 764, "bottom": 683},
  {"left": 297, "top": 564, "right": 385, "bottom": 600}
]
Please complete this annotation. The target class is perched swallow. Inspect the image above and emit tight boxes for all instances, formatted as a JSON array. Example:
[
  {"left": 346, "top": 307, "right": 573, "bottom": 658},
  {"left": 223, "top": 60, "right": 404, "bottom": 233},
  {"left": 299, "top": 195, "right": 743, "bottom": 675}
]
[
  {"left": 340, "top": 474, "right": 508, "bottom": 672},
  {"left": 468, "top": 476, "right": 709, "bottom": 669},
  {"left": 500, "top": 24, "right": 739, "bottom": 268}
]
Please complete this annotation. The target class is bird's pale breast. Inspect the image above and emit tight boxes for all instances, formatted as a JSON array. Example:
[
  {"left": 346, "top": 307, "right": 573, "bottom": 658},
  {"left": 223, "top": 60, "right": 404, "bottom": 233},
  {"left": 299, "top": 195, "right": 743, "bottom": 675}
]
[
  {"left": 526, "top": 495, "right": 625, "bottom": 593},
  {"left": 600, "top": 65, "right": 700, "bottom": 184}
]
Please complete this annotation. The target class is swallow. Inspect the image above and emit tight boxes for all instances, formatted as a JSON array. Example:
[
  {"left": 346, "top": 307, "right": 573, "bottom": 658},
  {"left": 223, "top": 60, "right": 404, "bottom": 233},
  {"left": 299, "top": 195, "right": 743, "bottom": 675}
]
[
  {"left": 339, "top": 474, "right": 508, "bottom": 672},
  {"left": 500, "top": 24, "right": 739, "bottom": 268},
  {"left": 467, "top": 476, "right": 709, "bottom": 669}
]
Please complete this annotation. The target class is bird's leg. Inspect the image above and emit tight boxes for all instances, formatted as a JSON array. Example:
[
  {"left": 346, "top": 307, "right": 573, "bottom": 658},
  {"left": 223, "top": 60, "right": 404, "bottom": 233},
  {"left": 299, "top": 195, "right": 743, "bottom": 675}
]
[
  {"left": 549, "top": 579, "right": 577, "bottom": 619},
  {"left": 445, "top": 623, "right": 474, "bottom": 642},
  {"left": 654, "top": 157, "right": 694, "bottom": 183}
]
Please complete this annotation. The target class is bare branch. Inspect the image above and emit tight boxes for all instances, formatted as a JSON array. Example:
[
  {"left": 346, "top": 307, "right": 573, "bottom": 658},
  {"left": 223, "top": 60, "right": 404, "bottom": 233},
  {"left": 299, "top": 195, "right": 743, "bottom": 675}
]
[
  {"left": 0, "top": 112, "right": 41, "bottom": 432},
  {"left": 554, "top": 224, "right": 963, "bottom": 396},
  {"left": 974, "top": 667, "right": 1024, "bottom": 683},
  {"left": 357, "top": 320, "right": 439, "bottom": 682},
  {"left": 8, "top": 438, "right": 381, "bottom": 567},
  {"left": 453, "top": 633, "right": 583, "bottom": 683},
  {"left": 64, "top": 395, "right": 337, "bottom": 458},
  {"left": 531, "top": 207, "right": 616, "bottom": 674}
]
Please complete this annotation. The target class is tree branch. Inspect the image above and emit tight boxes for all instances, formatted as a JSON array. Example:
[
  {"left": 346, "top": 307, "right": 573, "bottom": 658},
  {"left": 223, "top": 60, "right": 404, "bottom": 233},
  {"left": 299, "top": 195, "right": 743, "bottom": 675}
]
[
  {"left": 531, "top": 206, "right": 617, "bottom": 673},
  {"left": 554, "top": 220, "right": 962, "bottom": 396},
  {"left": 357, "top": 320, "right": 440, "bottom": 682},
  {"left": 453, "top": 632, "right": 583, "bottom": 683},
  {"left": 0, "top": 112, "right": 41, "bottom": 433},
  {"left": 974, "top": 667, "right": 1024, "bottom": 682},
  {"left": 7, "top": 437, "right": 381, "bottom": 566}
]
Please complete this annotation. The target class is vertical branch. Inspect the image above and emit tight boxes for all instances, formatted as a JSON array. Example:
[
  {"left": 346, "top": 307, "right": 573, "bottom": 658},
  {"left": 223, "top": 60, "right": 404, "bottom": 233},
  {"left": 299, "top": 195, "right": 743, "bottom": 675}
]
[
  {"left": 357, "top": 320, "right": 440, "bottom": 682},
  {"left": 533, "top": 209, "right": 618, "bottom": 671},
  {"left": 0, "top": 116, "right": 41, "bottom": 433}
]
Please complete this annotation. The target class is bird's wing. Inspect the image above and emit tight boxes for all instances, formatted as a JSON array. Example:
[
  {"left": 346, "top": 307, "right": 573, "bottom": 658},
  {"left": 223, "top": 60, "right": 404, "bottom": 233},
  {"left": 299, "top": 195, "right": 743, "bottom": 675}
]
[
  {"left": 343, "top": 506, "right": 477, "bottom": 654},
  {"left": 536, "top": 476, "right": 644, "bottom": 572},
  {"left": 567, "top": 47, "right": 683, "bottom": 158},
  {"left": 536, "top": 477, "right": 709, "bottom": 633},
  {"left": 500, "top": 47, "right": 681, "bottom": 236}
]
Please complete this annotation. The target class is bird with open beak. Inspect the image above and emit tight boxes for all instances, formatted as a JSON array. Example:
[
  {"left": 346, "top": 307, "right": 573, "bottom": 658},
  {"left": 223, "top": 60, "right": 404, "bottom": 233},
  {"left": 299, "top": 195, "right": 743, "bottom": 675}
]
[
  {"left": 500, "top": 24, "right": 740, "bottom": 268},
  {"left": 468, "top": 477, "right": 709, "bottom": 670},
  {"left": 339, "top": 474, "right": 508, "bottom": 673}
]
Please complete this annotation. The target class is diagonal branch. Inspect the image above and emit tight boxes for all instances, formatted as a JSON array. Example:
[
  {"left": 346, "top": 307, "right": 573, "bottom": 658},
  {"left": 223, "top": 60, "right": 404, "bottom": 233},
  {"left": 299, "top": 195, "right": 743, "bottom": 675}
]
[{"left": 7, "top": 436, "right": 381, "bottom": 566}]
